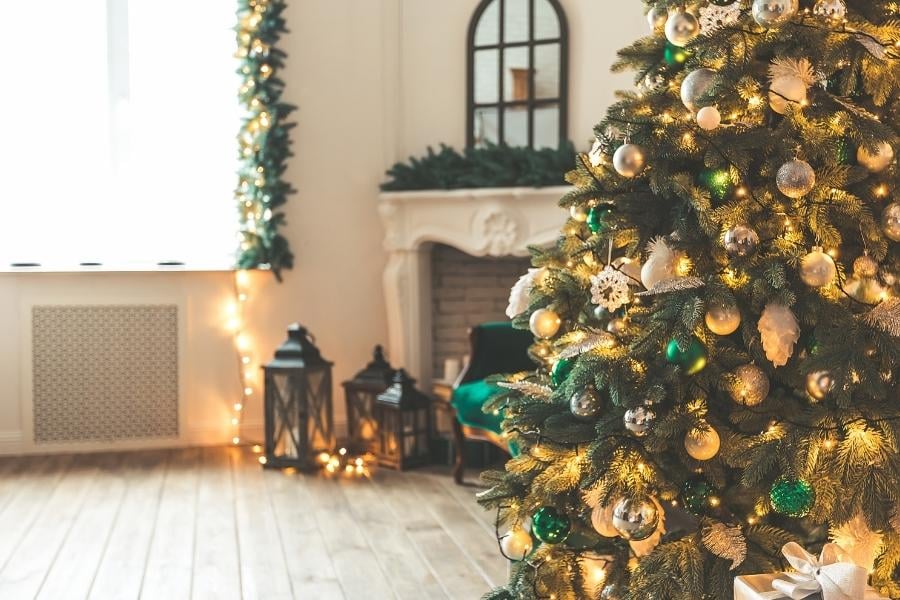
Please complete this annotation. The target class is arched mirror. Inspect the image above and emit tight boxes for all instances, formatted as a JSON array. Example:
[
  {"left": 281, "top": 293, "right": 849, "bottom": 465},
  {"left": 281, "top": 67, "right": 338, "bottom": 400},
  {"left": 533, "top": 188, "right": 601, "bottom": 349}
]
[{"left": 467, "top": 0, "right": 568, "bottom": 149}]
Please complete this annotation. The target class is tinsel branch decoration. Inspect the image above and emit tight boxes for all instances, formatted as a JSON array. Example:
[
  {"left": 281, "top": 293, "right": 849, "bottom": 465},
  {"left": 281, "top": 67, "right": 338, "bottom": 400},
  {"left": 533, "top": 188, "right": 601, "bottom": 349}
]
[
  {"left": 701, "top": 523, "right": 747, "bottom": 570},
  {"left": 497, "top": 381, "right": 554, "bottom": 399},
  {"left": 636, "top": 277, "right": 705, "bottom": 297},
  {"left": 862, "top": 298, "right": 900, "bottom": 337},
  {"left": 557, "top": 330, "right": 620, "bottom": 359},
  {"left": 235, "top": 0, "right": 295, "bottom": 280}
]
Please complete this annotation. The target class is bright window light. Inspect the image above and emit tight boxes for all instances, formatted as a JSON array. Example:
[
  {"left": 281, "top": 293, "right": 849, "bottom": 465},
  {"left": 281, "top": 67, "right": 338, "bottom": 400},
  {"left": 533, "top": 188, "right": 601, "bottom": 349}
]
[{"left": 0, "top": 0, "right": 241, "bottom": 269}]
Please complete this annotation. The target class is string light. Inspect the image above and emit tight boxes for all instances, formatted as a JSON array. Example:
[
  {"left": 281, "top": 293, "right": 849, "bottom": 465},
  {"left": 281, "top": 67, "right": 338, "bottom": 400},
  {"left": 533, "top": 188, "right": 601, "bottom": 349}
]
[{"left": 227, "top": 270, "right": 257, "bottom": 446}]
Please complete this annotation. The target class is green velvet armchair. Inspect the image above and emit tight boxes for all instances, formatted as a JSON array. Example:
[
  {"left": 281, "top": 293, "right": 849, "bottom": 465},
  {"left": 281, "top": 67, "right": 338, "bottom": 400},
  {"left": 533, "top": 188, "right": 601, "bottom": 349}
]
[{"left": 449, "top": 322, "right": 533, "bottom": 484}]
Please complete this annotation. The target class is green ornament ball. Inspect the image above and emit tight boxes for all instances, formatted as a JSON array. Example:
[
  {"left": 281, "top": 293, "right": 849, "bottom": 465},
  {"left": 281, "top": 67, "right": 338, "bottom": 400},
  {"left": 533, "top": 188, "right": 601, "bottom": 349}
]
[
  {"left": 665, "top": 336, "right": 708, "bottom": 375},
  {"left": 836, "top": 137, "right": 857, "bottom": 165},
  {"left": 663, "top": 42, "right": 689, "bottom": 69},
  {"left": 770, "top": 478, "right": 815, "bottom": 517},
  {"left": 551, "top": 357, "right": 574, "bottom": 386},
  {"left": 531, "top": 507, "right": 571, "bottom": 544},
  {"left": 587, "top": 206, "right": 612, "bottom": 235},
  {"left": 681, "top": 477, "right": 717, "bottom": 513},
  {"left": 698, "top": 168, "right": 734, "bottom": 202}
]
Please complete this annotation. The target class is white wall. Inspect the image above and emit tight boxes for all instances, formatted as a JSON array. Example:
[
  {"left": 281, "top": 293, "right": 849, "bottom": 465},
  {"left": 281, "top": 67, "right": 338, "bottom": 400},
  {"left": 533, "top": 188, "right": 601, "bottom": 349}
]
[{"left": 0, "top": 0, "right": 645, "bottom": 454}]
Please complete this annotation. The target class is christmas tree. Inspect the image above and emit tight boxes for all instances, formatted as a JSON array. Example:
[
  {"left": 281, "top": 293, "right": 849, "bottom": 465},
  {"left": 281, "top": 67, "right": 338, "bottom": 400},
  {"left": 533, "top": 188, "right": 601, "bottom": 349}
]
[{"left": 479, "top": 1, "right": 900, "bottom": 598}]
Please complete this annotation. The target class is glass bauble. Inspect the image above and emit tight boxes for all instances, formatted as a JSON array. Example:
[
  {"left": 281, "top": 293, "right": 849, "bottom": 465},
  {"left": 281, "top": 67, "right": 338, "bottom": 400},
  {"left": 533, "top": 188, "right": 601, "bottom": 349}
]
[
  {"left": 882, "top": 203, "right": 900, "bottom": 241},
  {"left": 532, "top": 507, "right": 571, "bottom": 544},
  {"left": 723, "top": 225, "right": 760, "bottom": 258},
  {"left": 530, "top": 308, "right": 561, "bottom": 339},
  {"left": 500, "top": 528, "right": 533, "bottom": 560},
  {"left": 680, "top": 68, "right": 717, "bottom": 112},
  {"left": 769, "top": 75, "right": 808, "bottom": 114},
  {"left": 858, "top": 142, "right": 894, "bottom": 173},
  {"left": 800, "top": 247, "right": 836, "bottom": 287},
  {"left": 777, "top": 159, "right": 816, "bottom": 198},
  {"left": 663, "top": 42, "right": 689, "bottom": 68},
  {"left": 682, "top": 477, "right": 717, "bottom": 513},
  {"left": 752, "top": 0, "right": 799, "bottom": 27},
  {"left": 613, "top": 143, "right": 646, "bottom": 178},
  {"left": 806, "top": 370, "right": 835, "bottom": 400},
  {"left": 570, "top": 387, "right": 603, "bottom": 420},
  {"left": 666, "top": 337, "right": 708, "bottom": 375},
  {"left": 647, "top": 6, "right": 668, "bottom": 31},
  {"left": 591, "top": 503, "right": 619, "bottom": 537},
  {"left": 854, "top": 254, "right": 879, "bottom": 278},
  {"left": 665, "top": 10, "right": 700, "bottom": 47},
  {"left": 624, "top": 406, "right": 656, "bottom": 437},
  {"left": 813, "top": 0, "right": 846, "bottom": 20},
  {"left": 551, "top": 357, "right": 573, "bottom": 387},
  {"left": 601, "top": 585, "right": 624, "bottom": 600},
  {"left": 696, "top": 106, "right": 721, "bottom": 131},
  {"left": 705, "top": 302, "right": 741, "bottom": 336},
  {"left": 606, "top": 316, "right": 629, "bottom": 336},
  {"left": 685, "top": 427, "right": 721, "bottom": 460},
  {"left": 588, "top": 206, "right": 612, "bottom": 234},
  {"left": 770, "top": 478, "right": 815, "bottom": 517},
  {"left": 611, "top": 496, "right": 660, "bottom": 541},
  {"left": 569, "top": 205, "right": 589, "bottom": 222},
  {"left": 730, "top": 364, "right": 770, "bottom": 406}
]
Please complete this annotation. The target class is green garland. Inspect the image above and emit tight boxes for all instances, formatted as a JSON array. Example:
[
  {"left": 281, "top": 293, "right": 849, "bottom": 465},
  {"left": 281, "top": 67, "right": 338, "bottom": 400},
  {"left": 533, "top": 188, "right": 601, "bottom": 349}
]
[{"left": 235, "top": 0, "right": 294, "bottom": 280}]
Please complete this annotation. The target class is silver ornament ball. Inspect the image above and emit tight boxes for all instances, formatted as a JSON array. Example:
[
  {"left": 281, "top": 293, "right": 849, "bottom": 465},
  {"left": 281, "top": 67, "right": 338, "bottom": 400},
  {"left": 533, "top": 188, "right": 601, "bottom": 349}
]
[
  {"left": 730, "top": 364, "right": 770, "bottom": 406},
  {"left": 777, "top": 159, "right": 816, "bottom": 198},
  {"left": 601, "top": 585, "right": 625, "bottom": 600},
  {"left": 665, "top": 10, "right": 700, "bottom": 47},
  {"left": 613, "top": 143, "right": 646, "bottom": 178},
  {"left": 800, "top": 247, "right": 837, "bottom": 287},
  {"left": 813, "top": 0, "right": 846, "bottom": 20},
  {"left": 806, "top": 370, "right": 835, "bottom": 401},
  {"left": 680, "top": 68, "right": 717, "bottom": 112},
  {"left": 611, "top": 496, "right": 660, "bottom": 541},
  {"left": 570, "top": 387, "right": 603, "bottom": 420},
  {"left": 882, "top": 203, "right": 900, "bottom": 241},
  {"left": 624, "top": 406, "right": 656, "bottom": 437},
  {"left": 723, "top": 225, "right": 760, "bottom": 258},
  {"left": 752, "top": 0, "right": 799, "bottom": 27},
  {"left": 607, "top": 317, "right": 629, "bottom": 336}
]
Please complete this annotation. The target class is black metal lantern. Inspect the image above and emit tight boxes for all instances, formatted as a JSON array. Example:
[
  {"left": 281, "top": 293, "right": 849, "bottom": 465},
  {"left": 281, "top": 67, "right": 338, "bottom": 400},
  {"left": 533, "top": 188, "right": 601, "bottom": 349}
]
[
  {"left": 374, "top": 369, "right": 432, "bottom": 470},
  {"left": 262, "top": 323, "right": 334, "bottom": 470},
  {"left": 342, "top": 345, "right": 394, "bottom": 453}
]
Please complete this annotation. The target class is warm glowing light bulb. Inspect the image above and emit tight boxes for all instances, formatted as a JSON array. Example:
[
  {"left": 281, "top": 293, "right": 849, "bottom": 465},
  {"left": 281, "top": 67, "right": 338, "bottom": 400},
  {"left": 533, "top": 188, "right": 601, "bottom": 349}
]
[
  {"left": 236, "top": 270, "right": 251, "bottom": 287},
  {"left": 238, "top": 293, "right": 249, "bottom": 302},
  {"left": 252, "top": 445, "right": 262, "bottom": 453},
  {"left": 244, "top": 387, "right": 253, "bottom": 396},
  {"left": 237, "top": 335, "right": 250, "bottom": 350},
  {"left": 339, "top": 447, "right": 348, "bottom": 456},
  {"left": 226, "top": 318, "right": 241, "bottom": 332},
  {"left": 231, "top": 417, "right": 239, "bottom": 426},
  {"left": 234, "top": 402, "right": 243, "bottom": 411},
  {"left": 258, "top": 456, "right": 268, "bottom": 465},
  {"left": 241, "top": 356, "right": 251, "bottom": 365},
  {"left": 232, "top": 436, "right": 240, "bottom": 445}
]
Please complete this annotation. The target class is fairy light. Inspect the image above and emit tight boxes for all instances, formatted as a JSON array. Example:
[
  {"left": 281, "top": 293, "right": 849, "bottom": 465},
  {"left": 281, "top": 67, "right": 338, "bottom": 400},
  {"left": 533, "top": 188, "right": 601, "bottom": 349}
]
[{"left": 227, "top": 270, "right": 257, "bottom": 446}]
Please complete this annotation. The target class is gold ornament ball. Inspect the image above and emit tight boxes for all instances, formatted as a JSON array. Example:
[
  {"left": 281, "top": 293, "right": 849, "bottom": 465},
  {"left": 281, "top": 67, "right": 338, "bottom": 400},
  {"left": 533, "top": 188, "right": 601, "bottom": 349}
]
[
  {"left": 769, "top": 75, "right": 808, "bottom": 115},
  {"left": 800, "top": 247, "right": 837, "bottom": 287},
  {"left": 613, "top": 143, "right": 646, "bottom": 178},
  {"left": 590, "top": 503, "right": 619, "bottom": 538},
  {"left": 570, "top": 205, "right": 589, "bottom": 222},
  {"left": 806, "top": 370, "right": 835, "bottom": 401},
  {"left": 705, "top": 302, "right": 741, "bottom": 336},
  {"left": 777, "top": 159, "right": 816, "bottom": 198},
  {"left": 500, "top": 527, "right": 533, "bottom": 561},
  {"left": 730, "top": 364, "right": 770, "bottom": 406},
  {"left": 696, "top": 106, "right": 722, "bottom": 131},
  {"left": 680, "top": 68, "right": 717, "bottom": 112},
  {"left": 664, "top": 10, "right": 700, "bottom": 47},
  {"left": 858, "top": 142, "right": 894, "bottom": 173},
  {"left": 882, "top": 203, "right": 900, "bottom": 241},
  {"left": 854, "top": 255, "right": 879, "bottom": 278},
  {"left": 607, "top": 317, "right": 629, "bottom": 336},
  {"left": 646, "top": 6, "right": 668, "bottom": 31},
  {"left": 529, "top": 308, "right": 561, "bottom": 339},
  {"left": 752, "top": 0, "right": 799, "bottom": 27},
  {"left": 685, "top": 427, "right": 721, "bottom": 461}
]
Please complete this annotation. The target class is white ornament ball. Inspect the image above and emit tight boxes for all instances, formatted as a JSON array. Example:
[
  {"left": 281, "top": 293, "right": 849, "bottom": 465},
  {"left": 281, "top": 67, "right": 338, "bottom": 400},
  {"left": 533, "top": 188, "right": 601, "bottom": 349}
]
[
  {"left": 882, "top": 203, "right": 900, "bottom": 241},
  {"left": 501, "top": 528, "right": 533, "bottom": 561},
  {"left": 613, "top": 143, "right": 646, "bottom": 178},
  {"left": 685, "top": 427, "right": 721, "bottom": 461},
  {"left": 529, "top": 308, "right": 561, "bottom": 339},
  {"left": 800, "top": 247, "right": 837, "bottom": 288},
  {"left": 777, "top": 159, "right": 816, "bottom": 198},
  {"left": 814, "top": 0, "right": 847, "bottom": 20},
  {"left": 647, "top": 6, "right": 668, "bottom": 31},
  {"left": 752, "top": 0, "right": 799, "bottom": 27},
  {"left": 680, "top": 68, "right": 717, "bottom": 112},
  {"left": 769, "top": 75, "right": 808, "bottom": 114},
  {"left": 591, "top": 503, "right": 619, "bottom": 538},
  {"left": 730, "top": 364, "right": 770, "bottom": 406},
  {"left": 696, "top": 106, "right": 722, "bottom": 131},
  {"left": 858, "top": 142, "right": 895, "bottom": 173},
  {"left": 665, "top": 10, "right": 700, "bottom": 47},
  {"left": 705, "top": 302, "right": 741, "bottom": 336}
]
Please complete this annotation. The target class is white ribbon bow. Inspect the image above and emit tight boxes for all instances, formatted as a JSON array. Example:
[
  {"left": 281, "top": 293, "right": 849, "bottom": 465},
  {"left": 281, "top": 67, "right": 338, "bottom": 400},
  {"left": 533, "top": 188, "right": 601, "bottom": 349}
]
[{"left": 771, "top": 542, "right": 881, "bottom": 600}]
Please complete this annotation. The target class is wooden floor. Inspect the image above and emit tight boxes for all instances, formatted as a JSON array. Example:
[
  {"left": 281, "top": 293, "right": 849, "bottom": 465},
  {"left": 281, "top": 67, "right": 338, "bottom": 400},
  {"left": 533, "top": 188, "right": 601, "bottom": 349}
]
[{"left": 0, "top": 446, "right": 506, "bottom": 600}]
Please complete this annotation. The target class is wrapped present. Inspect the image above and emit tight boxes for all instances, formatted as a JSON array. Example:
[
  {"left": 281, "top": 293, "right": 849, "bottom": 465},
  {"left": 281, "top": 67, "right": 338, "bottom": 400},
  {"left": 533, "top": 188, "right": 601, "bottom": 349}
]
[{"left": 734, "top": 542, "right": 889, "bottom": 600}]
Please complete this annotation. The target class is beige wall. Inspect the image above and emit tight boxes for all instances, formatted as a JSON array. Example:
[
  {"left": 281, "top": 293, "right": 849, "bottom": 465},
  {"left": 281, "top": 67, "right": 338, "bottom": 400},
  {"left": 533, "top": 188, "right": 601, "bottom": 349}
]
[{"left": 0, "top": 1, "right": 645, "bottom": 453}]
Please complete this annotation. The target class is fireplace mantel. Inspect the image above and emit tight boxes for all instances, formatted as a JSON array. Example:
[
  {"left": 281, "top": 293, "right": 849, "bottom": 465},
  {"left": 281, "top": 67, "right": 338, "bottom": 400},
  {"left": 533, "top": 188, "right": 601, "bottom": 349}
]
[{"left": 378, "top": 186, "right": 568, "bottom": 386}]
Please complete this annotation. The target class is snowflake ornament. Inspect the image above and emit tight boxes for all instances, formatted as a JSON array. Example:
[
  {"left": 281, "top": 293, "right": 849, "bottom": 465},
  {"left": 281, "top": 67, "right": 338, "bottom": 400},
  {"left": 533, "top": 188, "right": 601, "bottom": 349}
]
[
  {"left": 590, "top": 266, "right": 631, "bottom": 312},
  {"left": 700, "top": 2, "right": 741, "bottom": 34}
]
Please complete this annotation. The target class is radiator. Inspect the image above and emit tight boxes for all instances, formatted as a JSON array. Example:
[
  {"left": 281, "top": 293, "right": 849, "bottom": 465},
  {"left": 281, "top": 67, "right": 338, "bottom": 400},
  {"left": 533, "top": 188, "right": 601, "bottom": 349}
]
[{"left": 31, "top": 305, "right": 179, "bottom": 443}]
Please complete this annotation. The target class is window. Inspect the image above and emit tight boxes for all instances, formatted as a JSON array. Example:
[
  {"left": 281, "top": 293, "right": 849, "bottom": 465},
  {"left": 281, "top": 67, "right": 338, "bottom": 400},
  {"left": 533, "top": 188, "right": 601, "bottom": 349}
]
[
  {"left": 0, "top": 0, "right": 241, "bottom": 269},
  {"left": 467, "top": 0, "right": 568, "bottom": 149}
]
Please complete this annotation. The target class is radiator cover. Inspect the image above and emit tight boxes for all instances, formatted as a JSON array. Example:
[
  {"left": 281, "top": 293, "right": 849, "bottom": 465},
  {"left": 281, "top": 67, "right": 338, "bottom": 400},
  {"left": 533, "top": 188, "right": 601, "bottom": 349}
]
[{"left": 32, "top": 305, "right": 179, "bottom": 443}]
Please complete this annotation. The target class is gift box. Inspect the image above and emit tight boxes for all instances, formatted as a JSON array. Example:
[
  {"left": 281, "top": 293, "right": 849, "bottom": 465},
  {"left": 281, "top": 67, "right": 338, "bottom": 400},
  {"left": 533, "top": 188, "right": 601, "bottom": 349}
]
[{"left": 734, "top": 573, "right": 793, "bottom": 600}]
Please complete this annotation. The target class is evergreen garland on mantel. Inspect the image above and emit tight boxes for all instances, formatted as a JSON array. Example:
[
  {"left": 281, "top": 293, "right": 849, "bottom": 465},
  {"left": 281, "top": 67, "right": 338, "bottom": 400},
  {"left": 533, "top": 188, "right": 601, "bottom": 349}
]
[{"left": 235, "top": 0, "right": 294, "bottom": 280}]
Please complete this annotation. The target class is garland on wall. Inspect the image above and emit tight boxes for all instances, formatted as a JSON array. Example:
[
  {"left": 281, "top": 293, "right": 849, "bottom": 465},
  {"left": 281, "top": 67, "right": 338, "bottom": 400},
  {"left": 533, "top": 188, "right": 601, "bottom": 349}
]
[{"left": 235, "top": 0, "right": 294, "bottom": 281}]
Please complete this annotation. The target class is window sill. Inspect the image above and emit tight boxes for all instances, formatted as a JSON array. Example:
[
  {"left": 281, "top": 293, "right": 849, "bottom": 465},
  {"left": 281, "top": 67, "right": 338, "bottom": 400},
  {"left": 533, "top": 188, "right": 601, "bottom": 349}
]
[{"left": 0, "top": 261, "right": 244, "bottom": 274}]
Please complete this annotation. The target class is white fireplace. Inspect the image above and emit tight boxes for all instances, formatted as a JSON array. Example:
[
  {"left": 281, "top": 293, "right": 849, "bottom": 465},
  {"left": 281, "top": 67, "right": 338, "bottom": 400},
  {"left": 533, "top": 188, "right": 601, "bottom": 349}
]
[{"left": 377, "top": 186, "right": 567, "bottom": 388}]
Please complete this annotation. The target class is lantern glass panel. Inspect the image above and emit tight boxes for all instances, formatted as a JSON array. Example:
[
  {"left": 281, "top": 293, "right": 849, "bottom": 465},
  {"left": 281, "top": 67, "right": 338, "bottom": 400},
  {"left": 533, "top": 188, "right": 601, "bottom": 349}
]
[
  {"left": 269, "top": 372, "right": 304, "bottom": 460},
  {"left": 304, "top": 366, "right": 334, "bottom": 451}
]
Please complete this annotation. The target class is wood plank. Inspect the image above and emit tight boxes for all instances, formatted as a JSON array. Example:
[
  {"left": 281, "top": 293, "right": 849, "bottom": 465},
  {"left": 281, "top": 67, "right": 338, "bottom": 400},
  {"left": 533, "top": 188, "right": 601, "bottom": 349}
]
[
  {"left": 0, "top": 454, "right": 100, "bottom": 598},
  {"left": 36, "top": 453, "right": 126, "bottom": 599},
  {"left": 232, "top": 447, "right": 294, "bottom": 600},
  {"left": 335, "top": 473, "right": 447, "bottom": 600},
  {"left": 369, "top": 468, "right": 493, "bottom": 599},
  {"left": 302, "top": 472, "right": 396, "bottom": 600},
  {"left": 428, "top": 469, "right": 498, "bottom": 534},
  {"left": 261, "top": 459, "right": 345, "bottom": 599},
  {"left": 88, "top": 449, "right": 169, "bottom": 600},
  {"left": 139, "top": 448, "right": 201, "bottom": 600},
  {"left": 191, "top": 446, "right": 242, "bottom": 600}
]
